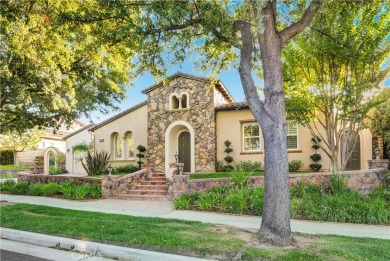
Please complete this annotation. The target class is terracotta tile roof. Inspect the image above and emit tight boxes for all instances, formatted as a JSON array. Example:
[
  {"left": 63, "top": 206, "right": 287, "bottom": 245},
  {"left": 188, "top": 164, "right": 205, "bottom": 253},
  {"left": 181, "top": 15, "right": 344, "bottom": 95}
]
[
  {"left": 141, "top": 71, "right": 234, "bottom": 103},
  {"left": 63, "top": 123, "right": 95, "bottom": 140},
  {"left": 215, "top": 102, "right": 250, "bottom": 111},
  {"left": 88, "top": 101, "right": 147, "bottom": 131}
]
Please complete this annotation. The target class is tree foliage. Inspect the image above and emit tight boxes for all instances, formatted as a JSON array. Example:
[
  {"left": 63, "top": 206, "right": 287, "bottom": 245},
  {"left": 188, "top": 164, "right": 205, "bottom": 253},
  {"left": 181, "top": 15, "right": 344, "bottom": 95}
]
[
  {"left": 367, "top": 87, "right": 390, "bottom": 157},
  {"left": 0, "top": 128, "right": 45, "bottom": 165},
  {"left": 283, "top": 1, "right": 390, "bottom": 171},
  {"left": 0, "top": 0, "right": 132, "bottom": 133}
]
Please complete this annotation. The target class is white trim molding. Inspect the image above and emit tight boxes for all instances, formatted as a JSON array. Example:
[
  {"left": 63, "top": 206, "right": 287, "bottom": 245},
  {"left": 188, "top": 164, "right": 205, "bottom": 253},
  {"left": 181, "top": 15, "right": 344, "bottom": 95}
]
[{"left": 165, "top": 120, "right": 195, "bottom": 174}]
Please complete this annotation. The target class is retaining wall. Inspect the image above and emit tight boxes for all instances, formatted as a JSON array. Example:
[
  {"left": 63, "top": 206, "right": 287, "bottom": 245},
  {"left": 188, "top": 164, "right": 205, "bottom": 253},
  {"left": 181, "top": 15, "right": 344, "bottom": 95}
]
[
  {"left": 18, "top": 173, "right": 101, "bottom": 186},
  {"left": 168, "top": 168, "right": 388, "bottom": 198},
  {"left": 101, "top": 169, "right": 150, "bottom": 198}
]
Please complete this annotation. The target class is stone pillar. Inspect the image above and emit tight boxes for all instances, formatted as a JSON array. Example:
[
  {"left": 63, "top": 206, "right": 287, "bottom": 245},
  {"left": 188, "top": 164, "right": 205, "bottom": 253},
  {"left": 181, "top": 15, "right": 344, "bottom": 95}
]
[
  {"left": 368, "top": 159, "right": 389, "bottom": 170},
  {"left": 101, "top": 175, "right": 120, "bottom": 198}
]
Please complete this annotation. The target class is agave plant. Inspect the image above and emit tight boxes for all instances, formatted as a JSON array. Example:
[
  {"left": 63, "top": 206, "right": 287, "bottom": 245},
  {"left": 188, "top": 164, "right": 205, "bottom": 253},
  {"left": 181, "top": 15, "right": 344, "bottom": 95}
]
[{"left": 81, "top": 151, "right": 110, "bottom": 176}]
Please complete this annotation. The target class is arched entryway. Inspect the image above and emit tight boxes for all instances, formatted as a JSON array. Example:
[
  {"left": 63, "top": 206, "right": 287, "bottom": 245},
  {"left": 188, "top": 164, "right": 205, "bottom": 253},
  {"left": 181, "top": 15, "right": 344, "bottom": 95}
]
[
  {"left": 165, "top": 121, "right": 195, "bottom": 174},
  {"left": 43, "top": 147, "right": 59, "bottom": 174}
]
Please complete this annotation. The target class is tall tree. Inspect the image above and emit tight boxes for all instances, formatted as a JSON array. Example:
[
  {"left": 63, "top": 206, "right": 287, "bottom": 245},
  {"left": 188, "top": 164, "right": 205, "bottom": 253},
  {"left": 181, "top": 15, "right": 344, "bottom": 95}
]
[
  {"left": 0, "top": 128, "right": 45, "bottom": 165},
  {"left": 59, "top": 0, "right": 321, "bottom": 245},
  {"left": 0, "top": 0, "right": 132, "bottom": 133},
  {"left": 283, "top": 1, "right": 390, "bottom": 171}
]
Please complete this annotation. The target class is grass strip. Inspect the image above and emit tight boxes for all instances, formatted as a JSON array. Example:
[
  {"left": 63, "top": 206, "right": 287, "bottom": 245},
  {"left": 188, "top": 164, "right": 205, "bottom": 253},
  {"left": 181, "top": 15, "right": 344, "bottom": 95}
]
[
  {"left": 85, "top": 173, "right": 130, "bottom": 179},
  {"left": 0, "top": 165, "right": 29, "bottom": 170},
  {"left": 1, "top": 203, "right": 389, "bottom": 260}
]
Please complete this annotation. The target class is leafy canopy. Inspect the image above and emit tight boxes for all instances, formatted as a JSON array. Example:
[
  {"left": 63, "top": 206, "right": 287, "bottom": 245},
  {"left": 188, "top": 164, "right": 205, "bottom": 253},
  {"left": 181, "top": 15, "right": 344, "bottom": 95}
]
[
  {"left": 0, "top": 0, "right": 133, "bottom": 133},
  {"left": 283, "top": 0, "right": 390, "bottom": 170}
]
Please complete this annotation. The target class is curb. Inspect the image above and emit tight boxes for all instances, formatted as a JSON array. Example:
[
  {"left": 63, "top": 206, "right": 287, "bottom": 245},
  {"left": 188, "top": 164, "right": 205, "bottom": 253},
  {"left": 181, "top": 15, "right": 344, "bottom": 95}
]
[{"left": 0, "top": 227, "right": 210, "bottom": 261}]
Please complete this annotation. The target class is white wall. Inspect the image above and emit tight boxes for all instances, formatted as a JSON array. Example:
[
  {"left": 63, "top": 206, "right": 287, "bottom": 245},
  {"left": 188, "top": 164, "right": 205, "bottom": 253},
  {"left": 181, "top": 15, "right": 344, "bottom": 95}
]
[{"left": 65, "top": 129, "right": 93, "bottom": 175}]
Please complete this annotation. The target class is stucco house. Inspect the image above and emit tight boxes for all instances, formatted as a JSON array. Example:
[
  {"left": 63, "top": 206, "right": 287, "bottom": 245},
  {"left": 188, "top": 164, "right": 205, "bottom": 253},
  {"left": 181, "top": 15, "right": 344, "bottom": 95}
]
[{"left": 65, "top": 72, "right": 372, "bottom": 174}]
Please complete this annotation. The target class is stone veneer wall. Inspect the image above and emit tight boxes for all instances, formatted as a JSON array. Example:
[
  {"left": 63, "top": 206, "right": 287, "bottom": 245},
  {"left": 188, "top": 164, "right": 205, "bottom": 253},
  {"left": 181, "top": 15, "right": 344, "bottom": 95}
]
[
  {"left": 147, "top": 76, "right": 216, "bottom": 173},
  {"left": 101, "top": 169, "right": 149, "bottom": 198},
  {"left": 18, "top": 173, "right": 101, "bottom": 186},
  {"left": 167, "top": 168, "right": 388, "bottom": 198}
]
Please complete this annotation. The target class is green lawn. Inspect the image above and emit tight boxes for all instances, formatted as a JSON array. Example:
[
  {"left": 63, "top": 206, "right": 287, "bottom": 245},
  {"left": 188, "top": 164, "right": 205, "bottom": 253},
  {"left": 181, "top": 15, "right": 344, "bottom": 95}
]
[
  {"left": 1, "top": 204, "right": 389, "bottom": 260},
  {"left": 189, "top": 171, "right": 308, "bottom": 180},
  {"left": 0, "top": 164, "right": 29, "bottom": 170},
  {"left": 86, "top": 173, "right": 129, "bottom": 179}
]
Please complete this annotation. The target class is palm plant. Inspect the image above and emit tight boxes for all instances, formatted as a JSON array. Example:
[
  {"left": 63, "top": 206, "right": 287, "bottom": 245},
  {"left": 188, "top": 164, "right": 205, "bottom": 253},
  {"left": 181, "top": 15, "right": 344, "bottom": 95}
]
[{"left": 81, "top": 151, "right": 110, "bottom": 176}]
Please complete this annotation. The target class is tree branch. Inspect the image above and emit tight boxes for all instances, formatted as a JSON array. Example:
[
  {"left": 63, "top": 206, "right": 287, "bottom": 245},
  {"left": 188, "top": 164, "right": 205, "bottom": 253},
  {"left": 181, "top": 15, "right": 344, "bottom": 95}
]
[
  {"left": 278, "top": 0, "right": 322, "bottom": 46},
  {"left": 233, "top": 20, "right": 268, "bottom": 123}
]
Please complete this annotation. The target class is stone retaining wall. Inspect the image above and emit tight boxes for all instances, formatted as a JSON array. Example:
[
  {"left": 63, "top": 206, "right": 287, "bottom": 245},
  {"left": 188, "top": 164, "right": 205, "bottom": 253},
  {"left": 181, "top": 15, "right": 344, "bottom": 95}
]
[
  {"left": 101, "top": 169, "right": 149, "bottom": 198},
  {"left": 168, "top": 168, "right": 388, "bottom": 198},
  {"left": 18, "top": 174, "right": 101, "bottom": 186}
]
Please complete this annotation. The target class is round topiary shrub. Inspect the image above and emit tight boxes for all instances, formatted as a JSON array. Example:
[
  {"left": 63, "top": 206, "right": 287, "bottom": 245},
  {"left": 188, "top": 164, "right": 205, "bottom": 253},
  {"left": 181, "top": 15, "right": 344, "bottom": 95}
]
[
  {"left": 224, "top": 156, "right": 233, "bottom": 163},
  {"left": 310, "top": 154, "right": 322, "bottom": 162},
  {"left": 309, "top": 163, "right": 322, "bottom": 172}
]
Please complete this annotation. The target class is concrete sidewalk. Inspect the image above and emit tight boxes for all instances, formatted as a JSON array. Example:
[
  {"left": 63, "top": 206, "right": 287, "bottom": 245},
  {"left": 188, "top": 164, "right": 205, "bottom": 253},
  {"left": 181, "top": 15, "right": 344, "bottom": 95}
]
[{"left": 1, "top": 194, "right": 389, "bottom": 240}]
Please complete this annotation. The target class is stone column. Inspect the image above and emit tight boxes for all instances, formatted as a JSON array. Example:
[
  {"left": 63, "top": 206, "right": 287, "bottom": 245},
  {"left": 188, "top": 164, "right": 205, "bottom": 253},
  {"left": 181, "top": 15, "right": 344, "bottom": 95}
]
[{"left": 368, "top": 159, "right": 389, "bottom": 170}]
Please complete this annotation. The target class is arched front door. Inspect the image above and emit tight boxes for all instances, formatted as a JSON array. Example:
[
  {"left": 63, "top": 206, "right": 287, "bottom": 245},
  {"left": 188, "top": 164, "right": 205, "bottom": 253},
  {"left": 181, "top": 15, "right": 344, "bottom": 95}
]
[
  {"left": 178, "top": 131, "right": 191, "bottom": 173},
  {"left": 346, "top": 132, "right": 361, "bottom": 170}
]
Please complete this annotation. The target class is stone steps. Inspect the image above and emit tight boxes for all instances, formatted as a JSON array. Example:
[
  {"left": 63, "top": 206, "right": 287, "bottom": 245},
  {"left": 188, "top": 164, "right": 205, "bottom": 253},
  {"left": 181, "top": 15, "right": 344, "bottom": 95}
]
[
  {"left": 135, "top": 184, "right": 166, "bottom": 190},
  {"left": 140, "top": 181, "right": 166, "bottom": 185},
  {"left": 146, "top": 177, "right": 167, "bottom": 181},
  {"left": 115, "top": 173, "right": 169, "bottom": 201}
]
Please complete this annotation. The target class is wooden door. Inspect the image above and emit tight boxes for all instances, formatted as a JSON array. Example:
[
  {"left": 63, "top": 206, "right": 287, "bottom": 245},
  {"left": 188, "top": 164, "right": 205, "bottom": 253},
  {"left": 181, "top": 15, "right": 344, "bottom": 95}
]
[{"left": 178, "top": 131, "right": 191, "bottom": 173}]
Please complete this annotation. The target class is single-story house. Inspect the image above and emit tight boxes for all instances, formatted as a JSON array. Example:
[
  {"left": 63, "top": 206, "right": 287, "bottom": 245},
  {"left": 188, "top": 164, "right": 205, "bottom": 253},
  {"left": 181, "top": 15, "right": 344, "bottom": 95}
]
[{"left": 65, "top": 72, "right": 372, "bottom": 174}]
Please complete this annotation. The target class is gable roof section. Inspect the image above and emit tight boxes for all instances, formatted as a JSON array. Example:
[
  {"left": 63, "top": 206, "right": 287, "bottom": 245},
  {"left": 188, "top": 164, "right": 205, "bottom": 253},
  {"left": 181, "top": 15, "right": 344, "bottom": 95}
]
[
  {"left": 63, "top": 123, "right": 95, "bottom": 140},
  {"left": 141, "top": 71, "right": 234, "bottom": 103},
  {"left": 215, "top": 102, "right": 249, "bottom": 111},
  {"left": 89, "top": 101, "right": 147, "bottom": 132}
]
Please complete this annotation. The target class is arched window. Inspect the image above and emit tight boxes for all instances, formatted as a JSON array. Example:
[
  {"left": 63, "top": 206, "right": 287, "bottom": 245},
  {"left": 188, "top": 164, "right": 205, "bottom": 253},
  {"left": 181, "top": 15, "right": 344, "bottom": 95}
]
[
  {"left": 126, "top": 132, "right": 134, "bottom": 159},
  {"left": 171, "top": 95, "right": 180, "bottom": 109},
  {"left": 181, "top": 94, "right": 188, "bottom": 109},
  {"left": 169, "top": 92, "right": 190, "bottom": 110},
  {"left": 114, "top": 134, "right": 123, "bottom": 159}
]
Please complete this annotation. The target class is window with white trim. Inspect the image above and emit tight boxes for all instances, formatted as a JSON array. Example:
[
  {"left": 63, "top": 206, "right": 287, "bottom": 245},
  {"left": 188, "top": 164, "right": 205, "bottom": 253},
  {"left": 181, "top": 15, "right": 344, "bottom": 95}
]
[
  {"left": 114, "top": 134, "right": 123, "bottom": 159},
  {"left": 126, "top": 132, "right": 134, "bottom": 159},
  {"left": 169, "top": 92, "right": 190, "bottom": 110},
  {"left": 287, "top": 121, "right": 298, "bottom": 149},
  {"left": 242, "top": 122, "right": 261, "bottom": 151}
]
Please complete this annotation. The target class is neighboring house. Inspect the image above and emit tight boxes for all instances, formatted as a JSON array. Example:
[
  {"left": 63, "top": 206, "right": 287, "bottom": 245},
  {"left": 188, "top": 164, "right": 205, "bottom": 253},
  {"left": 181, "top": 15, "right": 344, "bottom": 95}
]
[
  {"left": 15, "top": 121, "right": 85, "bottom": 173},
  {"left": 65, "top": 72, "right": 372, "bottom": 174}
]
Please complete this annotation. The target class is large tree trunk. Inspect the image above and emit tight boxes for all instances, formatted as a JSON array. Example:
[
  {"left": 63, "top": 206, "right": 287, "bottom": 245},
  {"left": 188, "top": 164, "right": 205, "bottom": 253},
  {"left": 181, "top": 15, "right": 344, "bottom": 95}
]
[
  {"left": 257, "top": 29, "right": 291, "bottom": 246},
  {"left": 235, "top": 0, "right": 321, "bottom": 246}
]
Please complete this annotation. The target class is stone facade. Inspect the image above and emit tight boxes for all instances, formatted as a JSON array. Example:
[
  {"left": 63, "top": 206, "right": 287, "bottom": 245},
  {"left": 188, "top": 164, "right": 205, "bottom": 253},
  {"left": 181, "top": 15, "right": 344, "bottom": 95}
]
[
  {"left": 18, "top": 173, "right": 101, "bottom": 186},
  {"left": 168, "top": 168, "right": 388, "bottom": 198},
  {"left": 368, "top": 159, "right": 389, "bottom": 170},
  {"left": 146, "top": 76, "right": 223, "bottom": 173}
]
